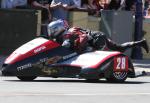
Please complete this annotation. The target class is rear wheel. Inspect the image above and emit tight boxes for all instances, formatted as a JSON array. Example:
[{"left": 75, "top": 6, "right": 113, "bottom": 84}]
[
  {"left": 17, "top": 76, "right": 37, "bottom": 81},
  {"left": 106, "top": 72, "right": 127, "bottom": 83}
]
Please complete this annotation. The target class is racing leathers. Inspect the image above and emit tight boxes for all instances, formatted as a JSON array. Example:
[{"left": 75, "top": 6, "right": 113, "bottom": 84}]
[{"left": 56, "top": 27, "right": 149, "bottom": 54}]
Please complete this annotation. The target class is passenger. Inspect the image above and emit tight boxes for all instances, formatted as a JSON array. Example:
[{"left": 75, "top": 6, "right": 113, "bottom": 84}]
[{"left": 47, "top": 19, "right": 149, "bottom": 54}]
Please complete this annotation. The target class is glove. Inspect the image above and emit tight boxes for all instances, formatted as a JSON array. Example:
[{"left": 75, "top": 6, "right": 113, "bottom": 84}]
[{"left": 62, "top": 39, "right": 71, "bottom": 48}]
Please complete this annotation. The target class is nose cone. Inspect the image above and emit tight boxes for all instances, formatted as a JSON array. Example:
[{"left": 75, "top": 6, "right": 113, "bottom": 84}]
[{"left": 1, "top": 66, "right": 15, "bottom": 76}]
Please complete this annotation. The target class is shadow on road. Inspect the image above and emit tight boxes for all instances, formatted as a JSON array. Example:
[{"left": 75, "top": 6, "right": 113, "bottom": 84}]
[{"left": 3, "top": 79, "right": 150, "bottom": 84}]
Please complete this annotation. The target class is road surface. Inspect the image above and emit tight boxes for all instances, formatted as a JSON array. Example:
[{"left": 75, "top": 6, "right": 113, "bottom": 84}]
[
  {"left": 0, "top": 55, "right": 150, "bottom": 103},
  {"left": 0, "top": 77, "right": 150, "bottom": 103}
]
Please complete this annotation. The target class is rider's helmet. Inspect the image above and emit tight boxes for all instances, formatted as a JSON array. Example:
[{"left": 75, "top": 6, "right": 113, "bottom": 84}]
[{"left": 47, "top": 19, "right": 69, "bottom": 39}]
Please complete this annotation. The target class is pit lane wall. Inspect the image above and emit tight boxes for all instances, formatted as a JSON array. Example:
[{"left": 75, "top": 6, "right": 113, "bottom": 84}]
[{"left": 0, "top": 9, "right": 41, "bottom": 55}]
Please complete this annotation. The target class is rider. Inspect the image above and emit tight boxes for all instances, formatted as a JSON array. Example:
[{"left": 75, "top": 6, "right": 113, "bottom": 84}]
[{"left": 47, "top": 19, "right": 149, "bottom": 53}]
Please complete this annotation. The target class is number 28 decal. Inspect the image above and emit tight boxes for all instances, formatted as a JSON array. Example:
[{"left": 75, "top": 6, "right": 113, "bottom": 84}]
[{"left": 114, "top": 56, "right": 128, "bottom": 72}]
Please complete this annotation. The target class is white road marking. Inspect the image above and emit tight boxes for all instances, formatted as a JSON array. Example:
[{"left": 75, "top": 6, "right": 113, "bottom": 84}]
[{"left": 0, "top": 92, "right": 150, "bottom": 96}]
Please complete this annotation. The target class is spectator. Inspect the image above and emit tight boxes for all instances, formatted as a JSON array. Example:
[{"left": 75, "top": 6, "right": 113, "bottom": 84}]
[
  {"left": 144, "top": 0, "right": 150, "bottom": 10},
  {"left": 95, "top": 0, "right": 107, "bottom": 10},
  {"left": 81, "top": 0, "right": 109, "bottom": 16},
  {"left": 31, "top": 0, "right": 52, "bottom": 22},
  {"left": 73, "top": 0, "right": 81, "bottom": 8},
  {"left": 81, "top": 0, "right": 88, "bottom": 8},
  {"left": 144, "top": 7, "right": 150, "bottom": 18},
  {"left": 92, "top": 0, "right": 110, "bottom": 15},
  {"left": 88, "top": 0, "right": 97, "bottom": 9},
  {"left": 87, "top": 0, "right": 110, "bottom": 10},
  {"left": 100, "top": 0, "right": 110, "bottom": 9},
  {"left": 50, "top": 0, "right": 77, "bottom": 21},
  {"left": 143, "top": 0, "right": 150, "bottom": 16},
  {"left": 124, "top": 0, "right": 136, "bottom": 11},
  {"left": 107, "top": 0, "right": 121, "bottom": 10},
  {"left": 121, "top": 0, "right": 136, "bottom": 15},
  {"left": 81, "top": 0, "right": 96, "bottom": 9},
  {"left": 1, "top": 0, "right": 27, "bottom": 9},
  {"left": 81, "top": 0, "right": 99, "bottom": 16}
]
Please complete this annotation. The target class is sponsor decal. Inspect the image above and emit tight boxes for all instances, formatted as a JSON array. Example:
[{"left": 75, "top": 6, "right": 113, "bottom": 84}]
[
  {"left": 114, "top": 56, "right": 128, "bottom": 72},
  {"left": 34, "top": 46, "right": 46, "bottom": 53},
  {"left": 39, "top": 57, "right": 48, "bottom": 63},
  {"left": 63, "top": 52, "right": 77, "bottom": 60},
  {"left": 46, "top": 56, "right": 62, "bottom": 64},
  {"left": 17, "top": 63, "right": 32, "bottom": 71}
]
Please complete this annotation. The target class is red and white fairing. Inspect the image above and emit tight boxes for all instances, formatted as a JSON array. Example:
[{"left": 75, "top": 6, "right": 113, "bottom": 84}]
[
  {"left": 59, "top": 51, "right": 128, "bottom": 70},
  {"left": 1, "top": 36, "right": 136, "bottom": 82},
  {"left": 5, "top": 37, "right": 60, "bottom": 64}
]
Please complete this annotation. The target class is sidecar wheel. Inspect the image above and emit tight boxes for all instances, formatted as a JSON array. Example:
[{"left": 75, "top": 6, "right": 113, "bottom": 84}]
[
  {"left": 86, "top": 79, "right": 99, "bottom": 83},
  {"left": 17, "top": 76, "right": 37, "bottom": 81},
  {"left": 106, "top": 72, "right": 127, "bottom": 83}
]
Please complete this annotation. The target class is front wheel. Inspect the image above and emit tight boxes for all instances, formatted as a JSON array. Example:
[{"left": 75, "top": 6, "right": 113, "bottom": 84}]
[
  {"left": 17, "top": 76, "right": 37, "bottom": 81},
  {"left": 106, "top": 72, "right": 127, "bottom": 83}
]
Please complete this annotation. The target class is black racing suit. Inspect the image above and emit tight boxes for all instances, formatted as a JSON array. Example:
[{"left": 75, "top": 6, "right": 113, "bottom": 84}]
[
  {"left": 57, "top": 27, "right": 149, "bottom": 53},
  {"left": 86, "top": 30, "right": 148, "bottom": 53}
]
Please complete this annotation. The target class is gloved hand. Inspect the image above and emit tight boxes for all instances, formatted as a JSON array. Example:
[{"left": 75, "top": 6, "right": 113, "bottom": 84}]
[{"left": 62, "top": 39, "right": 71, "bottom": 48}]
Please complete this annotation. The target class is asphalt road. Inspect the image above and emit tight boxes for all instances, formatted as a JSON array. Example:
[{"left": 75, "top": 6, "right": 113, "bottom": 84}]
[
  {"left": 0, "top": 77, "right": 150, "bottom": 103},
  {"left": 0, "top": 55, "right": 150, "bottom": 103}
]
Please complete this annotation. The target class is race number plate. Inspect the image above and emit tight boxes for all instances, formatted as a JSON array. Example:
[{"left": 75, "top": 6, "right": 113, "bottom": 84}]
[{"left": 114, "top": 56, "right": 128, "bottom": 72}]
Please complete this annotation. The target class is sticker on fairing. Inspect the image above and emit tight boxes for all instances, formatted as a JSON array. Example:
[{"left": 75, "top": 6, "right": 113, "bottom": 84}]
[
  {"left": 15, "top": 37, "right": 48, "bottom": 54},
  {"left": 114, "top": 56, "right": 128, "bottom": 72}
]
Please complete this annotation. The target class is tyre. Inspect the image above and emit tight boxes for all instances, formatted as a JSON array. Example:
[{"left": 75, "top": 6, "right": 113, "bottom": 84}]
[
  {"left": 17, "top": 76, "right": 37, "bottom": 81},
  {"left": 106, "top": 71, "right": 127, "bottom": 83},
  {"left": 86, "top": 79, "right": 99, "bottom": 83}
]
